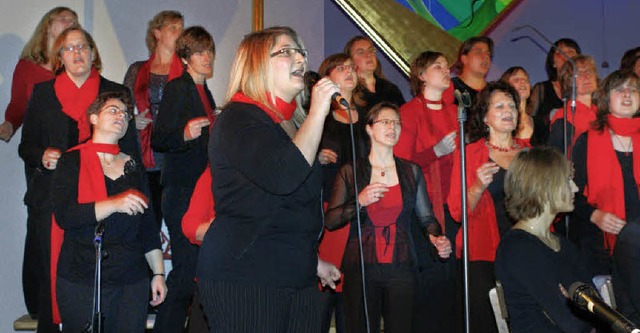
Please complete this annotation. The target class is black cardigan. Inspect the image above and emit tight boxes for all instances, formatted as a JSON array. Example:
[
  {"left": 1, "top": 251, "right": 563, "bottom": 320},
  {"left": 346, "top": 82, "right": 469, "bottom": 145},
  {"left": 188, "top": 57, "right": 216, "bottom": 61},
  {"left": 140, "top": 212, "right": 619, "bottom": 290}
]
[
  {"left": 18, "top": 77, "right": 139, "bottom": 207},
  {"left": 151, "top": 71, "right": 215, "bottom": 189},
  {"left": 197, "top": 101, "right": 323, "bottom": 288},
  {"left": 324, "top": 156, "right": 441, "bottom": 269}
]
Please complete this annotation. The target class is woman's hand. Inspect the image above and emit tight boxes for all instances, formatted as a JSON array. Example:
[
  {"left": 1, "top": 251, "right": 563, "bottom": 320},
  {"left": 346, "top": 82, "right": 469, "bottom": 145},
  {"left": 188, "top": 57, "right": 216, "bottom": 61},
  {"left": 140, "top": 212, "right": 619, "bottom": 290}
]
[
  {"left": 474, "top": 162, "right": 500, "bottom": 190},
  {"left": 434, "top": 132, "right": 457, "bottom": 157},
  {"left": 317, "top": 258, "right": 341, "bottom": 290},
  {"left": 110, "top": 189, "right": 149, "bottom": 216},
  {"left": 358, "top": 182, "right": 389, "bottom": 207},
  {"left": 184, "top": 116, "right": 211, "bottom": 141},
  {"left": 309, "top": 77, "right": 340, "bottom": 118},
  {"left": 135, "top": 109, "right": 152, "bottom": 130},
  {"left": 0, "top": 121, "right": 14, "bottom": 142},
  {"left": 429, "top": 235, "right": 452, "bottom": 259},
  {"left": 317, "top": 148, "right": 338, "bottom": 165},
  {"left": 149, "top": 274, "right": 168, "bottom": 306},
  {"left": 42, "top": 148, "right": 62, "bottom": 170},
  {"left": 591, "top": 209, "right": 626, "bottom": 234}
]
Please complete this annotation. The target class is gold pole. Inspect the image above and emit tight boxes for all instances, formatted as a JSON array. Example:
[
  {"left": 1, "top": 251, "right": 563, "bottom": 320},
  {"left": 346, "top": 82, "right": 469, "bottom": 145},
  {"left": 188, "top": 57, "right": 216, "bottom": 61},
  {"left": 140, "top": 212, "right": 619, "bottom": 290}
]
[{"left": 252, "top": 0, "right": 263, "bottom": 32}]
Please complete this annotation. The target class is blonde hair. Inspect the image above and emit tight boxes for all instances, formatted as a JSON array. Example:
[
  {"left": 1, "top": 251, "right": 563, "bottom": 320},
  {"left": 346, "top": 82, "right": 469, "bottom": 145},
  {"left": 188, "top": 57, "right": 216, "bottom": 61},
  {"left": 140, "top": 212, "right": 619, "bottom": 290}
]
[
  {"left": 505, "top": 147, "right": 572, "bottom": 220},
  {"left": 20, "top": 7, "right": 78, "bottom": 65},
  {"left": 559, "top": 54, "right": 599, "bottom": 98},
  {"left": 51, "top": 27, "right": 102, "bottom": 75},
  {"left": 225, "top": 26, "right": 307, "bottom": 119},
  {"left": 145, "top": 10, "right": 183, "bottom": 55}
]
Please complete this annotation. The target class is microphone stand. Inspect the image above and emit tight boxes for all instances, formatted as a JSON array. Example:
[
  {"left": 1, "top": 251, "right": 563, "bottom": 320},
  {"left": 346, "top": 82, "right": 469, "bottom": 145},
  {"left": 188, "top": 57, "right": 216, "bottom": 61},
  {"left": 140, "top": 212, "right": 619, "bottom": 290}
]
[
  {"left": 455, "top": 90, "right": 471, "bottom": 333},
  {"left": 84, "top": 221, "right": 105, "bottom": 333},
  {"left": 511, "top": 25, "right": 577, "bottom": 238}
]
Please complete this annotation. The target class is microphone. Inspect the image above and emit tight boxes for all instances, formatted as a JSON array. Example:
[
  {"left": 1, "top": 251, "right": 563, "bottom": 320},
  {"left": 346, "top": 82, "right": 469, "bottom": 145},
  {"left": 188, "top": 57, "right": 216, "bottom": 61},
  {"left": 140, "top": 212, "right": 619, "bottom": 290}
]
[
  {"left": 454, "top": 89, "right": 471, "bottom": 121},
  {"left": 303, "top": 71, "right": 350, "bottom": 108},
  {"left": 569, "top": 282, "right": 640, "bottom": 333}
]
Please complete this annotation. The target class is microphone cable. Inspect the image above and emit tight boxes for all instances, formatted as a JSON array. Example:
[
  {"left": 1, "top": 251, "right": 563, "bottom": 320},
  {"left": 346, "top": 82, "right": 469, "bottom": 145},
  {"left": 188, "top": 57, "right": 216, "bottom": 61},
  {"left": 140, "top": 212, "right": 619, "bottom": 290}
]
[{"left": 345, "top": 103, "right": 372, "bottom": 333}]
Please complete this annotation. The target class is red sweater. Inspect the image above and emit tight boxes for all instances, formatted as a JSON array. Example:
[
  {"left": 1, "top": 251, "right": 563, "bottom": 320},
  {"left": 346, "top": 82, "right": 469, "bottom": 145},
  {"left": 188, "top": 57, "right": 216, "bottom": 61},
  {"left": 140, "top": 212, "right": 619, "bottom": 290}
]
[
  {"left": 5, "top": 59, "right": 54, "bottom": 128},
  {"left": 182, "top": 166, "right": 215, "bottom": 245},
  {"left": 395, "top": 96, "right": 458, "bottom": 226}
]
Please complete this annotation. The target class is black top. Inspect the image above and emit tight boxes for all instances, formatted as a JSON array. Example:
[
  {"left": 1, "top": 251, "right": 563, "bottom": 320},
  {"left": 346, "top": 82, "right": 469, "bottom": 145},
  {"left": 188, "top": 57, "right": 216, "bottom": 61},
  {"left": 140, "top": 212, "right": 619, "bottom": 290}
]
[
  {"left": 452, "top": 76, "right": 480, "bottom": 107},
  {"left": 19, "top": 77, "right": 139, "bottom": 208},
  {"left": 319, "top": 113, "right": 368, "bottom": 201},
  {"left": 618, "top": 151, "right": 640, "bottom": 224},
  {"left": 530, "top": 80, "right": 564, "bottom": 144},
  {"left": 324, "top": 156, "right": 441, "bottom": 270},
  {"left": 613, "top": 222, "right": 640, "bottom": 325},
  {"left": 548, "top": 119, "right": 576, "bottom": 153},
  {"left": 495, "top": 229, "right": 595, "bottom": 333},
  {"left": 52, "top": 150, "right": 161, "bottom": 286},
  {"left": 198, "top": 101, "right": 323, "bottom": 288},
  {"left": 362, "top": 76, "right": 406, "bottom": 108},
  {"left": 486, "top": 165, "right": 514, "bottom": 237},
  {"left": 151, "top": 71, "right": 215, "bottom": 189}
]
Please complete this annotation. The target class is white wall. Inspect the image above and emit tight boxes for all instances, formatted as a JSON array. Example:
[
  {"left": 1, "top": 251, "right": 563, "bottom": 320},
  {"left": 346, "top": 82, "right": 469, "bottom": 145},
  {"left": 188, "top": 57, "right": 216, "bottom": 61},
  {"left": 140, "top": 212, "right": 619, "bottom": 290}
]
[{"left": 0, "top": 0, "right": 324, "bottom": 330}]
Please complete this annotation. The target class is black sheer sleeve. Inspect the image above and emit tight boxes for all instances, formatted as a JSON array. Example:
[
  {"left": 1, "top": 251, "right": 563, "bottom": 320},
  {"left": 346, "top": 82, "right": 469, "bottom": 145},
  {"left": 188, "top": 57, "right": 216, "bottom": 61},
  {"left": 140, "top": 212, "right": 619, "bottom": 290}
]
[
  {"left": 412, "top": 163, "right": 441, "bottom": 236},
  {"left": 325, "top": 163, "right": 359, "bottom": 231}
]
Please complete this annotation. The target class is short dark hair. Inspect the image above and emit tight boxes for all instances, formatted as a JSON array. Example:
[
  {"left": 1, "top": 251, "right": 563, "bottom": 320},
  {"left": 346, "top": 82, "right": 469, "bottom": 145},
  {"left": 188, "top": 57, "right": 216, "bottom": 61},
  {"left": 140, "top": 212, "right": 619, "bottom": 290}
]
[
  {"left": 544, "top": 38, "right": 581, "bottom": 81},
  {"left": 619, "top": 46, "right": 640, "bottom": 72},
  {"left": 409, "top": 50, "right": 446, "bottom": 97},
  {"left": 176, "top": 26, "right": 215, "bottom": 61},
  {"left": 87, "top": 91, "right": 133, "bottom": 119},
  {"left": 466, "top": 81, "right": 520, "bottom": 143},
  {"left": 451, "top": 36, "right": 493, "bottom": 74}
]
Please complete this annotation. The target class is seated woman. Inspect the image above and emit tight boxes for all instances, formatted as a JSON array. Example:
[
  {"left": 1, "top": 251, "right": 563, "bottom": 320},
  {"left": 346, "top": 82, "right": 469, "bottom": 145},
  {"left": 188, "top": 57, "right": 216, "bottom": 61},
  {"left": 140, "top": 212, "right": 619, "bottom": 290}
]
[
  {"left": 51, "top": 91, "right": 166, "bottom": 332},
  {"left": 495, "top": 146, "right": 595, "bottom": 333},
  {"left": 325, "top": 102, "right": 451, "bottom": 333}
]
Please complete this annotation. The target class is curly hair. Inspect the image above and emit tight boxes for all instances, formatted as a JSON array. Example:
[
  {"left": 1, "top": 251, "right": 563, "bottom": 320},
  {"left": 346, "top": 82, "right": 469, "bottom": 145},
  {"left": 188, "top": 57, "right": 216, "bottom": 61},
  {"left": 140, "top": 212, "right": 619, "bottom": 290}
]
[
  {"left": 145, "top": 10, "right": 183, "bottom": 55},
  {"left": 558, "top": 54, "right": 598, "bottom": 98},
  {"left": 466, "top": 81, "right": 520, "bottom": 143}
]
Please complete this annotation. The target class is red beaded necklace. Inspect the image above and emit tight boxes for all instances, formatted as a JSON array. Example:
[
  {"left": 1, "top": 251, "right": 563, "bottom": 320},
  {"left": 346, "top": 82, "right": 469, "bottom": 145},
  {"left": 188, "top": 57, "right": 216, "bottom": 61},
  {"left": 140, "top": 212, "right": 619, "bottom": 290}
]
[{"left": 485, "top": 139, "right": 519, "bottom": 152}]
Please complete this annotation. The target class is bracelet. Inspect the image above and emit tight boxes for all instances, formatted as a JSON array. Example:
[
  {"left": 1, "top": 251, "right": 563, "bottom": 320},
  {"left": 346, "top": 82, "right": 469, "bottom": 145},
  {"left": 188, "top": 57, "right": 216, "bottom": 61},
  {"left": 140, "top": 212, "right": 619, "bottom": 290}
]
[{"left": 153, "top": 273, "right": 165, "bottom": 277}]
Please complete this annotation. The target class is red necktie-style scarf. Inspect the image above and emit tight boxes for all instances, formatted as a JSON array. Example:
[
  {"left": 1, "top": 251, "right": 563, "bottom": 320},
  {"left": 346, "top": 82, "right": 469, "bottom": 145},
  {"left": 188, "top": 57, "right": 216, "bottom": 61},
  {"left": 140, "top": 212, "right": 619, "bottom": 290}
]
[
  {"left": 134, "top": 53, "right": 184, "bottom": 168},
  {"left": 585, "top": 115, "right": 640, "bottom": 254},
  {"left": 54, "top": 67, "right": 101, "bottom": 143},
  {"left": 230, "top": 92, "right": 296, "bottom": 123},
  {"left": 50, "top": 141, "right": 120, "bottom": 324}
]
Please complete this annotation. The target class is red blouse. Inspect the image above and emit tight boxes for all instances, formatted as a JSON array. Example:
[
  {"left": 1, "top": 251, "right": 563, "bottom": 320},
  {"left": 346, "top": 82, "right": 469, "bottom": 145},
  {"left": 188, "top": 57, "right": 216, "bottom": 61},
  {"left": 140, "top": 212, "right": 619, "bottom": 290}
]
[
  {"left": 367, "top": 184, "right": 402, "bottom": 263},
  {"left": 182, "top": 166, "right": 215, "bottom": 245}
]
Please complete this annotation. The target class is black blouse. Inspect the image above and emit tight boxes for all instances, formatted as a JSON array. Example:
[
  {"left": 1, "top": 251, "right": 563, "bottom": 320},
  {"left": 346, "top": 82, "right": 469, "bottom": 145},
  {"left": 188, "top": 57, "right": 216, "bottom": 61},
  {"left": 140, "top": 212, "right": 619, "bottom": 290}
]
[
  {"left": 52, "top": 150, "right": 161, "bottom": 286},
  {"left": 324, "top": 157, "right": 440, "bottom": 269}
]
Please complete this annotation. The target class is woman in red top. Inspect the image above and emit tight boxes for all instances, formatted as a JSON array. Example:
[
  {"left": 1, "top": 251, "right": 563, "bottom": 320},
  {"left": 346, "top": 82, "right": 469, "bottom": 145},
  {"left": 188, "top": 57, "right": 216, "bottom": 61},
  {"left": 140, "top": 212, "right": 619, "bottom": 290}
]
[
  {"left": 326, "top": 102, "right": 451, "bottom": 333},
  {"left": 548, "top": 55, "right": 599, "bottom": 151},
  {"left": 0, "top": 7, "right": 77, "bottom": 142},
  {"left": 447, "top": 81, "right": 529, "bottom": 333},
  {"left": 572, "top": 69, "right": 640, "bottom": 275}
]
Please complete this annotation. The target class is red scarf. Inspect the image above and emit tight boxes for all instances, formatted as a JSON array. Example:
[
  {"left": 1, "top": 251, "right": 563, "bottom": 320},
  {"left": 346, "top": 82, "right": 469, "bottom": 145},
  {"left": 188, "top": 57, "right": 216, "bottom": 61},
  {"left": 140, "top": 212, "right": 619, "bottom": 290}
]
[
  {"left": 50, "top": 141, "right": 120, "bottom": 323},
  {"left": 551, "top": 100, "right": 598, "bottom": 147},
  {"left": 133, "top": 54, "right": 183, "bottom": 168},
  {"left": 585, "top": 115, "right": 640, "bottom": 254},
  {"left": 230, "top": 92, "right": 296, "bottom": 123},
  {"left": 54, "top": 67, "right": 101, "bottom": 143},
  {"left": 448, "top": 138, "right": 531, "bottom": 261}
]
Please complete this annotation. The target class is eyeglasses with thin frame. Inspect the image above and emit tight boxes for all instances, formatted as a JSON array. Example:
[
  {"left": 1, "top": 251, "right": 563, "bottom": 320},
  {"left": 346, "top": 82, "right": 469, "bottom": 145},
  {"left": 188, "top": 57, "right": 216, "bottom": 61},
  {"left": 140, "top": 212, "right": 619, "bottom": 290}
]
[
  {"left": 332, "top": 64, "right": 355, "bottom": 73},
  {"left": 100, "top": 105, "right": 132, "bottom": 121},
  {"left": 373, "top": 119, "right": 401, "bottom": 127},
  {"left": 61, "top": 43, "right": 90, "bottom": 54},
  {"left": 270, "top": 47, "right": 308, "bottom": 58}
]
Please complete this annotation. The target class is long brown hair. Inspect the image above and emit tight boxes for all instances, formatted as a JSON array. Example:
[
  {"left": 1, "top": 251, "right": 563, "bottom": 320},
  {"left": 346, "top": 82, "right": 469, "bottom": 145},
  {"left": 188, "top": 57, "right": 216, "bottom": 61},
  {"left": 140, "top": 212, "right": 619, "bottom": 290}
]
[{"left": 20, "top": 7, "right": 78, "bottom": 65}]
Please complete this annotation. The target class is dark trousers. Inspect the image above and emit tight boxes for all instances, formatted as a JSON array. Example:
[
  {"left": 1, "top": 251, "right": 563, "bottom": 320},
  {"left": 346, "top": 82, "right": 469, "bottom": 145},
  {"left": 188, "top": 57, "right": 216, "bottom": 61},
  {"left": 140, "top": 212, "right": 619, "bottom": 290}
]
[
  {"left": 57, "top": 276, "right": 148, "bottom": 333},
  {"left": 31, "top": 206, "right": 60, "bottom": 333},
  {"left": 147, "top": 170, "right": 164, "bottom": 229},
  {"left": 23, "top": 205, "right": 43, "bottom": 316},
  {"left": 153, "top": 186, "right": 198, "bottom": 333},
  {"left": 319, "top": 291, "right": 345, "bottom": 333},
  {"left": 343, "top": 264, "right": 415, "bottom": 333},
  {"left": 456, "top": 260, "right": 498, "bottom": 333},
  {"left": 198, "top": 280, "right": 322, "bottom": 333}
]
